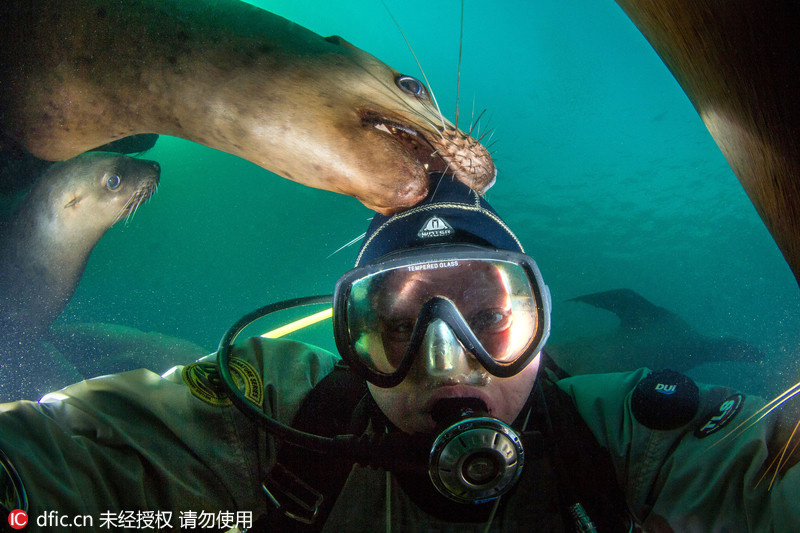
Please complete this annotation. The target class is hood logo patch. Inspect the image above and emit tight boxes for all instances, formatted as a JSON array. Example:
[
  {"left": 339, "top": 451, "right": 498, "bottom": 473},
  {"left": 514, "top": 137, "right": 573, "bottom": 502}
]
[{"left": 418, "top": 216, "right": 454, "bottom": 239}]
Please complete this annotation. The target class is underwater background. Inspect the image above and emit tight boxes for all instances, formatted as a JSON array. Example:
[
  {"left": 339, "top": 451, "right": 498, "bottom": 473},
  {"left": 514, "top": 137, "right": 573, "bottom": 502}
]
[{"left": 57, "top": 0, "right": 800, "bottom": 396}]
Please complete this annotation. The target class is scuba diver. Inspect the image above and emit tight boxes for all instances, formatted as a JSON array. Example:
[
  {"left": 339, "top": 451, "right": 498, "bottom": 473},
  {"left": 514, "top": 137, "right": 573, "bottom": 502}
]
[{"left": 0, "top": 173, "right": 798, "bottom": 532}]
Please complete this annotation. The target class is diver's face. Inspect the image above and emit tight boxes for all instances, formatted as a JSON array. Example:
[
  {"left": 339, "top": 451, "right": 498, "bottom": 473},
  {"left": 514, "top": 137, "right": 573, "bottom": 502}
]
[{"left": 368, "top": 263, "right": 540, "bottom": 434}]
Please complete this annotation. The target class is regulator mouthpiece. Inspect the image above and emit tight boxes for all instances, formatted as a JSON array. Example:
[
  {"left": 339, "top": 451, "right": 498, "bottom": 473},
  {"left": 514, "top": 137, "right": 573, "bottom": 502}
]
[{"left": 428, "top": 398, "right": 525, "bottom": 504}]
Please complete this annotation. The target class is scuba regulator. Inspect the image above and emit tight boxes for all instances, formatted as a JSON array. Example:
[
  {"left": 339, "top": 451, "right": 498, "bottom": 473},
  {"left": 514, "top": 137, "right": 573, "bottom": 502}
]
[{"left": 215, "top": 296, "right": 529, "bottom": 507}]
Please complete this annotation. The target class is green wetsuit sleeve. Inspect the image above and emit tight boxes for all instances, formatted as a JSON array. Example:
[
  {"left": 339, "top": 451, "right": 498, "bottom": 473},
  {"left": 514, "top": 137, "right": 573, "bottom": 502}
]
[
  {"left": 557, "top": 369, "right": 800, "bottom": 531},
  {"left": 0, "top": 337, "right": 338, "bottom": 530}
]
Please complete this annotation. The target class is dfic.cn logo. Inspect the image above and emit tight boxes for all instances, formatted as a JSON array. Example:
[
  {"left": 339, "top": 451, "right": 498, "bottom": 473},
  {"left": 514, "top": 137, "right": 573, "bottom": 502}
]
[{"left": 8, "top": 510, "right": 27, "bottom": 529}]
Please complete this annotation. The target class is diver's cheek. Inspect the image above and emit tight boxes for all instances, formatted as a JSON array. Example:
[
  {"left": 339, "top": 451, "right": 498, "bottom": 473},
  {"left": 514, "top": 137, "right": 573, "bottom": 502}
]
[
  {"left": 487, "top": 358, "right": 540, "bottom": 425},
  {"left": 368, "top": 382, "right": 435, "bottom": 434}
]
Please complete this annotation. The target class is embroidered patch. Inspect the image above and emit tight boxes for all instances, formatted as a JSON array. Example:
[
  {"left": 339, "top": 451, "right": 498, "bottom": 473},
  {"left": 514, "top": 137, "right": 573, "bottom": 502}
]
[
  {"left": 417, "top": 216, "right": 454, "bottom": 239},
  {"left": 0, "top": 447, "right": 26, "bottom": 513},
  {"left": 182, "top": 359, "right": 263, "bottom": 407},
  {"left": 694, "top": 393, "right": 745, "bottom": 438}
]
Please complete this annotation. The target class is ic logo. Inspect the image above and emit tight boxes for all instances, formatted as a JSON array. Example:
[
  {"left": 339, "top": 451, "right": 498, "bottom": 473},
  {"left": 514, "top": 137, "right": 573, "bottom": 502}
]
[
  {"left": 655, "top": 383, "right": 677, "bottom": 395},
  {"left": 8, "top": 509, "right": 27, "bottom": 529}
]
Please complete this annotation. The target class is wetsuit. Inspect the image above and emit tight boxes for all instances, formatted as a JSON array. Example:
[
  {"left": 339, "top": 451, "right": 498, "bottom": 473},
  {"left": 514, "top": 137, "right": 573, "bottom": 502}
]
[{"left": 0, "top": 337, "right": 798, "bottom": 531}]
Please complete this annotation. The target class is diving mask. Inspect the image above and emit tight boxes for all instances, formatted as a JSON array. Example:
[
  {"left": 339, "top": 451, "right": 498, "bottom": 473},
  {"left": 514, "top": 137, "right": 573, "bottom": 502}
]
[{"left": 333, "top": 244, "right": 551, "bottom": 388}]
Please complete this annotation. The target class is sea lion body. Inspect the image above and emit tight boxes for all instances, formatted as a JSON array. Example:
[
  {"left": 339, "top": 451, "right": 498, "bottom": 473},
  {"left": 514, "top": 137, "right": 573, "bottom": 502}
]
[
  {"left": 547, "top": 288, "right": 764, "bottom": 374},
  {"left": 46, "top": 322, "right": 209, "bottom": 377},
  {"left": 0, "top": 152, "right": 160, "bottom": 344},
  {"left": 0, "top": 0, "right": 495, "bottom": 214},
  {"left": 614, "top": 0, "right": 800, "bottom": 286}
]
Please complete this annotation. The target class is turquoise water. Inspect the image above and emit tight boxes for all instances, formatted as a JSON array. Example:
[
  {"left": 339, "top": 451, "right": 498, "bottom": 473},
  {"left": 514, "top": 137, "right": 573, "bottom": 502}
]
[{"left": 59, "top": 0, "right": 800, "bottom": 395}]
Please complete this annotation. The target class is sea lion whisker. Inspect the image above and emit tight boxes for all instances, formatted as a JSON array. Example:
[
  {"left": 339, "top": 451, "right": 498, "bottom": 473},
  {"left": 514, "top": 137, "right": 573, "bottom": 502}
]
[
  {"left": 2, "top": 0, "right": 496, "bottom": 216},
  {"left": 440, "top": 160, "right": 453, "bottom": 179},
  {"left": 470, "top": 95, "right": 477, "bottom": 134},
  {"left": 377, "top": 85, "right": 446, "bottom": 139},
  {"left": 454, "top": 0, "right": 465, "bottom": 130},
  {"left": 344, "top": 23, "right": 433, "bottom": 126},
  {"left": 480, "top": 135, "right": 498, "bottom": 153},
  {"left": 429, "top": 173, "right": 447, "bottom": 201},
  {"left": 408, "top": 112, "right": 446, "bottom": 142},
  {"left": 126, "top": 193, "right": 147, "bottom": 225},
  {"left": 467, "top": 109, "right": 487, "bottom": 138},
  {"left": 757, "top": 448, "right": 785, "bottom": 489},
  {"left": 473, "top": 111, "right": 497, "bottom": 142},
  {"left": 0, "top": 153, "right": 160, "bottom": 358},
  {"left": 349, "top": 64, "right": 446, "bottom": 141},
  {"left": 326, "top": 232, "right": 367, "bottom": 259},
  {"left": 132, "top": 188, "right": 156, "bottom": 222},
  {"left": 114, "top": 192, "right": 140, "bottom": 226},
  {"left": 710, "top": 381, "right": 800, "bottom": 448},
  {"left": 769, "top": 419, "right": 800, "bottom": 490},
  {"left": 477, "top": 127, "right": 496, "bottom": 144},
  {"left": 380, "top": 2, "right": 447, "bottom": 130},
  {"left": 415, "top": 103, "right": 447, "bottom": 139},
  {"left": 355, "top": 64, "right": 428, "bottom": 117},
  {"left": 362, "top": 111, "right": 449, "bottom": 173},
  {"left": 755, "top": 417, "right": 800, "bottom": 490},
  {"left": 114, "top": 181, "right": 157, "bottom": 226}
]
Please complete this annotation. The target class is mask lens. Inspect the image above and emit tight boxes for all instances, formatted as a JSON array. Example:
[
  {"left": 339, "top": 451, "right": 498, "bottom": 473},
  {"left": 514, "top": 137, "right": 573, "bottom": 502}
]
[{"left": 344, "top": 259, "right": 539, "bottom": 377}]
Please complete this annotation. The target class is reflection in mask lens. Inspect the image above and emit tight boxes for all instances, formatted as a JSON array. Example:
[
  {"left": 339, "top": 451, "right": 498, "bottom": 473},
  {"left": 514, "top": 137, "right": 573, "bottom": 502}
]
[{"left": 345, "top": 259, "right": 538, "bottom": 375}]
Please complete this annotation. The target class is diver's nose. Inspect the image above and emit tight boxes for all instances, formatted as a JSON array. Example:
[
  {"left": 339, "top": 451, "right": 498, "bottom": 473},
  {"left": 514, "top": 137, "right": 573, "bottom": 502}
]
[{"left": 421, "top": 319, "right": 475, "bottom": 377}]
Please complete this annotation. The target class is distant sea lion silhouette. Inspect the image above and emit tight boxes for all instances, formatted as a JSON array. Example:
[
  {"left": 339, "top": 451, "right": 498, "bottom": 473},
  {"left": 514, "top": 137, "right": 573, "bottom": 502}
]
[
  {"left": 46, "top": 322, "right": 209, "bottom": 377},
  {"left": 546, "top": 288, "right": 764, "bottom": 376},
  {"left": 0, "top": 152, "right": 159, "bottom": 400},
  {"left": 0, "top": 341, "right": 84, "bottom": 403},
  {"left": 0, "top": 0, "right": 494, "bottom": 214}
]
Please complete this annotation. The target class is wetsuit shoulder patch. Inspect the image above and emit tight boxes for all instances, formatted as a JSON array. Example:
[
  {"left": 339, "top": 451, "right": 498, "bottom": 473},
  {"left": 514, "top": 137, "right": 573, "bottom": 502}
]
[
  {"left": 694, "top": 393, "right": 745, "bottom": 438},
  {"left": 182, "top": 358, "right": 263, "bottom": 407},
  {"left": 631, "top": 369, "right": 699, "bottom": 430}
]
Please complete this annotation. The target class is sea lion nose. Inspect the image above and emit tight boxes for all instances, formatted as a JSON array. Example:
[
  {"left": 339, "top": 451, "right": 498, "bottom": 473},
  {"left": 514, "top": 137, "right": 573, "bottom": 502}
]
[{"left": 151, "top": 161, "right": 161, "bottom": 172}]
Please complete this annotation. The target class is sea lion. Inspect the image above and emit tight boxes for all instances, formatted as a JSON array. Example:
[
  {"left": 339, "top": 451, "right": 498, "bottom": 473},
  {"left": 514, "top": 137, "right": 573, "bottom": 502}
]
[
  {"left": 0, "top": 340, "right": 84, "bottom": 403},
  {"left": 0, "top": 0, "right": 495, "bottom": 215},
  {"left": 46, "top": 322, "right": 209, "bottom": 377},
  {"left": 546, "top": 288, "right": 764, "bottom": 375},
  {"left": 0, "top": 152, "right": 160, "bottom": 345},
  {"left": 0, "top": 133, "right": 160, "bottom": 196},
  {"left": 614, "top": 1, "right": 800, "bottom": 286}
]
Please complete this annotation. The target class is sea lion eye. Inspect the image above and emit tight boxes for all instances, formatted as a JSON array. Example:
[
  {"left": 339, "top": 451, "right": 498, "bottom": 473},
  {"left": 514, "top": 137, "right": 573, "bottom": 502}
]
[
  {"left": 396, "top": 75, "right": 428, "bottom": 99},
  {"left": 106, "top": 174, "right": 121, "bottom": 190}
]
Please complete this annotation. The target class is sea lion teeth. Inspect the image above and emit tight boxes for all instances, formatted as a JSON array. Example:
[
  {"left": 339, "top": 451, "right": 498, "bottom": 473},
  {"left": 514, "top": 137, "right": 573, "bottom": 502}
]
[{"left": 363, "top": 113, "right": 454, "bottom": 174}]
